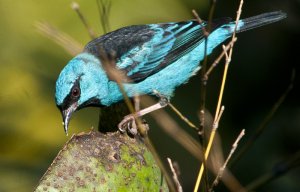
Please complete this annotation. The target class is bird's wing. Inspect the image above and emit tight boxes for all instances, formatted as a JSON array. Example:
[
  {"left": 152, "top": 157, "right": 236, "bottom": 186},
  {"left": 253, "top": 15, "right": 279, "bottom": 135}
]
[{"left": 84, "top": 19, "right": 230, "bottom": 82}]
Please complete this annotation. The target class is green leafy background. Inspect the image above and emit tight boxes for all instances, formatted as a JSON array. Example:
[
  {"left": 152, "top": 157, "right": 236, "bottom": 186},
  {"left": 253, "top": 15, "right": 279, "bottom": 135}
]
[{"left": 0, "top": 0, "right": 299, "bottom": 191}]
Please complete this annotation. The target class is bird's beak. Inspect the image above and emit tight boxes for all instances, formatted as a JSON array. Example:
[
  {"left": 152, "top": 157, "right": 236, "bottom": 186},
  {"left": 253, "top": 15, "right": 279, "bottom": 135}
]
[{"left": 62, "top": 102, "right": 78, "bottom": 136}]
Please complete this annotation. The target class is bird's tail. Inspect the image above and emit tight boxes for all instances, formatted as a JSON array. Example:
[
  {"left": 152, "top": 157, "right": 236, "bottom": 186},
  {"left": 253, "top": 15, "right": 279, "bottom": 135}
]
[{"left": 236, "top": 11, "right": 287, "bottom": 33}]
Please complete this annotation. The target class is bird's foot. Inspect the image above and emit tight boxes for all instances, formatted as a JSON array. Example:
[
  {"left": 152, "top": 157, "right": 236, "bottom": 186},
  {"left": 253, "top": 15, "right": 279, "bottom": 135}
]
[
  {"left": 118, "top": 90, "right": 168, "bottom": 136},
  {"left": 118, "top": 115, "right": 149, "bottom": 136},
  {"left": 118, "top": 114, "right": 135, "bottom": 133},
  {"left": 153, "top": 90, "right": 169, "bottom": 107}
]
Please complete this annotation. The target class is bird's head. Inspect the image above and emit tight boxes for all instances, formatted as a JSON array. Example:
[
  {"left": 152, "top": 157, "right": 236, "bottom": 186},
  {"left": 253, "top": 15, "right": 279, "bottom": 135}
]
[{"left": 55, "top": 53, "right": 109, "bottom": 135}]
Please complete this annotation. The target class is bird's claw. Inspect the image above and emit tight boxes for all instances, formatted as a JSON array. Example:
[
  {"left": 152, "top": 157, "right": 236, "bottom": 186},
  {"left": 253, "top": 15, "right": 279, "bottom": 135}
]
[
  {"left": 118, "top": 114, "right": 139, "bottom": 135},
  {"left": 153, "top": 90, "right": 169, "bottom": 107},
  {"left": 118, "top": 115, "right": 149, "bottom": 136},
  {"left": 118, "top": 115, "right": 135, "bottom": 133}
]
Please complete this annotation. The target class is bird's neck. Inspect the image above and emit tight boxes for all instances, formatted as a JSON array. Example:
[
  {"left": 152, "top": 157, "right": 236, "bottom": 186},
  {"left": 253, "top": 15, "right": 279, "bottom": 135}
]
[
  {"left": 101, "top": 81, "right": 125, "bottom": 106},
  {"left": 76, "top": 53, "right": 113, "bottom": 106}
]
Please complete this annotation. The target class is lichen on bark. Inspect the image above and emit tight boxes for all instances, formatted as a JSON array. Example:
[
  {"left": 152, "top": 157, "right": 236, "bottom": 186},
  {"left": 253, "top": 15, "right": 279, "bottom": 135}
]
[{"left": 35, "top": 131, "right": 168, "bottom": 192}]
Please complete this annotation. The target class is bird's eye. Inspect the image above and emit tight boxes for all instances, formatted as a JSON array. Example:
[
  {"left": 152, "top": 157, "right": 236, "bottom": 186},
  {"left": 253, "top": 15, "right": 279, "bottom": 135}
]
[{"left": 71, "top": 87, "right": 80, "bottom": 98}]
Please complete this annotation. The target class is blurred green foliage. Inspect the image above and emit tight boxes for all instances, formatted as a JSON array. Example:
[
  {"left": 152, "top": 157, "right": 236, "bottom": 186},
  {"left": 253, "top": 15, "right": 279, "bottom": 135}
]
[{"left": 0, "top": 0, "right": 299, "bottom": 191}]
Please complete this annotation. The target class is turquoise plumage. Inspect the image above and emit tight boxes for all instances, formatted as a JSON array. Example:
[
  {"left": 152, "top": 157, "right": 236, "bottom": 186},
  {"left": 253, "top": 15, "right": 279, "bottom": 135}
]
[{"left": 55, "top": 11, "right": 286, "bottom": 134}]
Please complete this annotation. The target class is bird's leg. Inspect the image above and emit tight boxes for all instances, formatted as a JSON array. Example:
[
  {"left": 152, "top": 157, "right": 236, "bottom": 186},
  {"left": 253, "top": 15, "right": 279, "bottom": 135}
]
[{"left": 118, "top": 90, "right": 169, "bottom": 135}]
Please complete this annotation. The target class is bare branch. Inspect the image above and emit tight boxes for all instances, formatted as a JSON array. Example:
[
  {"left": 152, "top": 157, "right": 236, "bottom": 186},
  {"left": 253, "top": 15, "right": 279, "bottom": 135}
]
[
  {"left": 141, "top": 96, "right": 204, "bottom": 161},
  {"left": 193, "top": 0, "right": 244, "bottom": 191},
  {"left": 167, "top": 158, "right": 183, "bottom": 192},
  {"left": 71, "top": 2, "right": 96, "bottom": 39},
  {"left": 212, "top": 106, "right": 225, "bottom": 130},
  {"left": 96, "top": 0, "right": 111, "bottom": 34},
  {"left": 209, "top": 129, "right": 245, "bottom": 191},
  {"left": 205, "top": 38, "right": 237, "bottom": 77},
  {"left": 192, "top": 9, "right": 209, "bottom": 37},
  {"left": 192, "top": 8, "right": 212, "bottom": 190},
  {"left": 168, "top": 103, "right": 199, "bottom": 130}
]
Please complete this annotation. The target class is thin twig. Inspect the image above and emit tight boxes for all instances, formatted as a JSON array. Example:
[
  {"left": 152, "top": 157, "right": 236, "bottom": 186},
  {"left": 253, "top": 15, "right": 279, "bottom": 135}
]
[
  {"left": 168, "top": 103, "right": 199, "bottom": 130},
  {"left": 209, "top": 129, "right": 245, "bottom": 192},
  {"left": 193, "top": 48, "right": 230, "bottom": 192},
  {"left": 191, "top": 9, "right": 208, "bottom": 132},
  {"left": 192, "top": 8, "right": 212, "bottom": 190},
  {"left": 222, "top": 45, "right": 229, "bottom": 61},
  {"left": 192, "top": 9, "right": 209, "bottom": 36},
  {"left": 142, "top": 96, "right": 203, "bottom": 161},
  {"left": 212, "top": 106, "right": 225, "bottom": 129},
  {"left": 96, "top": 0, "right": 111, "bottom": 34},
  {"left": 194, "top": 1, "right": 217, "bottom": 187},
  {"left": 133, "top": 95, "right": 140, "bottom": 112},
  {"left": 193, "top": 1, "right": 244, "bottom": 191},
  {"left": 228, "top": 0, "right": 244, "bottom": 59},
  {"left": 207, "top": 0, "right": 217, "bottom": 32},
  {"left": 35, "top": 22, "right": 83, "bottom": 56},
  {"left": 100, "top": 54, "right": 135, "bottom": 113},
  {"left": 192, "top": 10, "right": 209, "bottom": 137},
  {"left": 71, "top": 2, "right": 96, "bottom": 39},
  {"left": 167, "top": 158, "right": 183, "bottom": 192},
  {"left": 205, "top": 38, "right": 237, "bottom": 77}
]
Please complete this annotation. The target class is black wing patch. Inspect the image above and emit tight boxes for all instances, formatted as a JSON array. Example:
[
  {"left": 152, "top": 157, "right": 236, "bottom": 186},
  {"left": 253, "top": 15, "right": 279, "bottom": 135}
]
[
  {"left": 84, "top": 18, "right": 231, "bottom": 83},
  {"left": 84, "top": 25, "right": 154, "bottom": 60}
]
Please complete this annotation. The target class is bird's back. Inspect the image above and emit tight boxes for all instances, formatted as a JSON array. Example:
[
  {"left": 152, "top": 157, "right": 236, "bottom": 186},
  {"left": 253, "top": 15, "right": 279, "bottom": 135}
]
[
  {"left": 83, "top": 19, "right": 232, "bottom": 83},
  {"left": 82, "top": 11, "right": 286, "bottom": 99}
]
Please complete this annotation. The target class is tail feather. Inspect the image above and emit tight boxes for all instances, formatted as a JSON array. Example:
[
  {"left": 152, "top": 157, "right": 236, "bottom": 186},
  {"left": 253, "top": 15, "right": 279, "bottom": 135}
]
[{"left": 237, "top": 11, "right": 287, "bottom": 33}]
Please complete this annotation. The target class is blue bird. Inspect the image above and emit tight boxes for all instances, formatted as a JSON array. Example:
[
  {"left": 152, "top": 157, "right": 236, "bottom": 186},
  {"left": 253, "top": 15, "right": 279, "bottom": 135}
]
[{"left": 55, "top": 11, "right": 286, "bottom": 135}]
